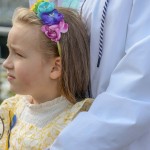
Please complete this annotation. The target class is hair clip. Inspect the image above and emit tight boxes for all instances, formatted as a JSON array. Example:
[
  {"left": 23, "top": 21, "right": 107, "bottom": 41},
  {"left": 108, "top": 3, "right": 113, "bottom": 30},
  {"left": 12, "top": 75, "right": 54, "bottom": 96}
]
[{"left": 31, "top": 0, "right": 69, "bottom": 56}]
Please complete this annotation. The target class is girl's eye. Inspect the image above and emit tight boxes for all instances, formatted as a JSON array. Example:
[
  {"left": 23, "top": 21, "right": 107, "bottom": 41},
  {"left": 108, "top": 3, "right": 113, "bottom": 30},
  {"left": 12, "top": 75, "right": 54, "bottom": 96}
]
[{"left": 15, "top": 53, "right": 23, "bottom": 57}]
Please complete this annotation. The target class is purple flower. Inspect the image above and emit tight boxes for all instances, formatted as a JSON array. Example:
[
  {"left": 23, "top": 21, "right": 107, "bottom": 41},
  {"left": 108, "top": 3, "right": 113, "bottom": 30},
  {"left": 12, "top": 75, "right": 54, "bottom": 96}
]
[
  {"left": 41, "top": 20, "right": 68, "bottom": 42},
  {"left": 41, "top": 9, "right": 64, "bottom": 25}
]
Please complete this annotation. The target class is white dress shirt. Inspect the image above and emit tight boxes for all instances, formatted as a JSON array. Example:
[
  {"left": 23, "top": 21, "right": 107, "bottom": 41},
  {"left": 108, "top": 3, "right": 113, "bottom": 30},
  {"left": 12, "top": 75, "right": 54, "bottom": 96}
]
[{"left": 28, "top": 0, "right": 150, "bottom": 149}]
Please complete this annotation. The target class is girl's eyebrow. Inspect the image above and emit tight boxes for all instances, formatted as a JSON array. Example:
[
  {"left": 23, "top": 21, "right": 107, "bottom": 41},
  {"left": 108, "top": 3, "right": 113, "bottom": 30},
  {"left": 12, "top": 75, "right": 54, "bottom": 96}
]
[
  {"left": 6, "top": 44, "right": 22, "bottom": 52},
  {"left": 6, "top": 43, "right": 13, "bottom": 50}
]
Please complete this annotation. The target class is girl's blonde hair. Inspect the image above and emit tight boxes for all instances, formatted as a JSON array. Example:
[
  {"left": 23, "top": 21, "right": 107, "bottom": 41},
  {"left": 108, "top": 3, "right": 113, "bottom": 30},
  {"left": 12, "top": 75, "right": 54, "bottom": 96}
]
[{"left": 12, "top": 7, "right": 90, "bottom": 103}]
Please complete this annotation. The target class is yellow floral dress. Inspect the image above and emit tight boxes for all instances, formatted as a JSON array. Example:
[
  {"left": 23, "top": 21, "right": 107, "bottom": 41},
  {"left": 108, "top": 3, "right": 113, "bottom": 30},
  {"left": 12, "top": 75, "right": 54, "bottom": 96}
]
[{"left": 0, "top": 95, "right": 93, "bottom": 150}]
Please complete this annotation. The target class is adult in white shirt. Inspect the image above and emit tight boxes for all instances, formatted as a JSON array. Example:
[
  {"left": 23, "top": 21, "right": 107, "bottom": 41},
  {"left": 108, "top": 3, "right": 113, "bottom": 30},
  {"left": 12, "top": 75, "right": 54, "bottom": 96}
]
[{"left": 30, "top": 0, "right": 150, "bottom": 149}]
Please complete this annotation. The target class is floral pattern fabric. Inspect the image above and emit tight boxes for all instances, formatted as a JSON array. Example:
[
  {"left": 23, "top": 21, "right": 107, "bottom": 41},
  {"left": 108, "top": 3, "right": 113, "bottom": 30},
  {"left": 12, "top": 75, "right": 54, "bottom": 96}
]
[{"left": 0, "top": 95, "right": 93, "bottom": 150}]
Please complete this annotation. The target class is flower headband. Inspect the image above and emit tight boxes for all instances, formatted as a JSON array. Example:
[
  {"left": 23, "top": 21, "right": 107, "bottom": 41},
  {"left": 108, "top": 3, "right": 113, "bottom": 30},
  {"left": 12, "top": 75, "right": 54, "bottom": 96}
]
[{"left": 30, "top": 0, "right": 69, "bottom": 56}]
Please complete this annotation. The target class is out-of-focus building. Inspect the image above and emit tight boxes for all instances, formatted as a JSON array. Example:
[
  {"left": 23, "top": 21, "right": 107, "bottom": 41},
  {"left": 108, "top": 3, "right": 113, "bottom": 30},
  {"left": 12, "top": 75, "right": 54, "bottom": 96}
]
[{"left": 0, "top": 0, "right": 29, "bottom": 58}]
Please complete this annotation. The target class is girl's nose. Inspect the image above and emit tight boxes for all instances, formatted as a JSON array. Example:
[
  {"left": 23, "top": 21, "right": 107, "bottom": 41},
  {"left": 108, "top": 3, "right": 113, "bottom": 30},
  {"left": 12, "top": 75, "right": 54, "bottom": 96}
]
[{"left": 2, "top": 56, "right": 13, "bottom": 70}]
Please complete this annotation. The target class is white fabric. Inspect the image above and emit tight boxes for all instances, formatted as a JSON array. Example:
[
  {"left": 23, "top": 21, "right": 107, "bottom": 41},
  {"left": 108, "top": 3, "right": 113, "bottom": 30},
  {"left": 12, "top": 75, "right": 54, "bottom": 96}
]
[
  {"left": 20, "top": 96, "right": 71, "bottom": 128},
  {"left": 47, "top": 0, "right": 150, "bottom": 149}
]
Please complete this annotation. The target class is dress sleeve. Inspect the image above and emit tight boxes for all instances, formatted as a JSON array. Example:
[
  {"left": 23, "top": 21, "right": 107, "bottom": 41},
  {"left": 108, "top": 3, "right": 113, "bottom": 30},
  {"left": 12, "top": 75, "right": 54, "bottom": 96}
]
[
  {"left": 50, "top": 0, "right": 150, "bottom": 149},
  {"left": 0, "top": 95, "right": 20, "bottom": 150}
]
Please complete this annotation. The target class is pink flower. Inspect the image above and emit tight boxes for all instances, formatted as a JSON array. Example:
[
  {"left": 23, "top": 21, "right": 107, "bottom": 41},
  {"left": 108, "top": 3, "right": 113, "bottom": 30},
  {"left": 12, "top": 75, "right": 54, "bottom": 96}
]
[{"left": 41, "top": 20, "right": 68, "bottom": 42}]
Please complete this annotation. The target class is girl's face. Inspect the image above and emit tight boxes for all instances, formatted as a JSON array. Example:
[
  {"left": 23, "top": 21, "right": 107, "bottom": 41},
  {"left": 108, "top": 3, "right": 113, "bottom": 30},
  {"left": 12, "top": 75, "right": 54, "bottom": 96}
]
[{"left": 3, "top": 23, "right": 56, "bottom": 101}]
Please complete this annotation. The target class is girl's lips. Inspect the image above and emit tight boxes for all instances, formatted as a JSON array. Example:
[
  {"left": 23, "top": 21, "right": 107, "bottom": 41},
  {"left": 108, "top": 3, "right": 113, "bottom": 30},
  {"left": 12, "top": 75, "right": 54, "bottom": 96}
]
[{"left": 7, "top": 74, "right": 16, "bottom": 81}]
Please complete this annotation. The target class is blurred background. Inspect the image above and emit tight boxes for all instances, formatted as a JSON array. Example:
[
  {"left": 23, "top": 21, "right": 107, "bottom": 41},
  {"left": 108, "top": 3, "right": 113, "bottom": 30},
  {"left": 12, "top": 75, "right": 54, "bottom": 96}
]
[{"left": 0, "top": 0, "right": 29, "bottom": 103}]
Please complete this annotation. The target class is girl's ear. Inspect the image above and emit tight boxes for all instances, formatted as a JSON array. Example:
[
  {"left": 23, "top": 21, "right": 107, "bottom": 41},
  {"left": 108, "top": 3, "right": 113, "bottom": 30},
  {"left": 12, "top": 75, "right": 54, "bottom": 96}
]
[{"left": 50, "top": 57, "right": 62, "bottom": 80}]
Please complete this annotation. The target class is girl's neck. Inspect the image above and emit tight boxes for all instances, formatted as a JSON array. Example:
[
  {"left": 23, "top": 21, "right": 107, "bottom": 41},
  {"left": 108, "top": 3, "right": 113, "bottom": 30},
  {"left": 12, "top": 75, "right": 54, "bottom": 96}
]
[
  {"left": 29, "top": 93, "right": 61, "bottom": 104},
  {"left": 27, "top": 82, "right": 62, "bottom": 104}
]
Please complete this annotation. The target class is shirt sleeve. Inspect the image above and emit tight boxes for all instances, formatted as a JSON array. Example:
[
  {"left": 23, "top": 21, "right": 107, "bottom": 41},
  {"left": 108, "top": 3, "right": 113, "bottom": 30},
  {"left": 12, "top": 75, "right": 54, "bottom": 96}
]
[
  {"left": 50, "top": 0, "right": 150, "bottom": 149},
  {"left": 0, "top": 95, "right": 19, "bottom": 150}
]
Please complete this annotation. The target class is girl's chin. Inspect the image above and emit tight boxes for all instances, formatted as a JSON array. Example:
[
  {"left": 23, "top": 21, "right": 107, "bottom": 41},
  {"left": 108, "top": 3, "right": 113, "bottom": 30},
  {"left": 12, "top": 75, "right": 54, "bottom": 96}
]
[
  {"left": 9, "top": 87, "right": 16, "bottom": 93},
  {"left": 10, "top": 88, "right": 28, "bottom": 96},
  {"left": 9, "top": 84, "right": 30, "bottom": 95},
  {"left": 9, "top": 86, "right": 20, "bottom": 94}
]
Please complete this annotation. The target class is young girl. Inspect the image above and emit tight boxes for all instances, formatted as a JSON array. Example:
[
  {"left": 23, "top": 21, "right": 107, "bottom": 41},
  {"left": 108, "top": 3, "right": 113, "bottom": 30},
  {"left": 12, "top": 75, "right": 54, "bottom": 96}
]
[{"left": 0, "top": 0, "right": 92, "bottom": 149}]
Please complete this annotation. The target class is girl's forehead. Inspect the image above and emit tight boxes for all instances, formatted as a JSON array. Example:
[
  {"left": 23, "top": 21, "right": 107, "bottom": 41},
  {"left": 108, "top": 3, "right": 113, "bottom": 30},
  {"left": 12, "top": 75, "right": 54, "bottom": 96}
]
[
  {"left": 8, "top": 23, "right": 42, "bottom": 49},
  {"left": 11, "top": 23, "right": 40, "bottom": 38}
]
